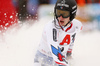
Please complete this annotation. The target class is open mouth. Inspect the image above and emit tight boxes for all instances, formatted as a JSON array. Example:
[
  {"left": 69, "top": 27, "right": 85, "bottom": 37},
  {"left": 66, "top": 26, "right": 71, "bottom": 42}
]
[{"left": 60, "top": 21, "right": 64, "bottom": 23}]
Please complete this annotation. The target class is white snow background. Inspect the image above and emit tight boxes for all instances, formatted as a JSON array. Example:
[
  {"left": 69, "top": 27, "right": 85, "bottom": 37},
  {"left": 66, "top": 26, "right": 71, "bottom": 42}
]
[{"left": 0, "top": 16, "right": 100, "bottom": 66}]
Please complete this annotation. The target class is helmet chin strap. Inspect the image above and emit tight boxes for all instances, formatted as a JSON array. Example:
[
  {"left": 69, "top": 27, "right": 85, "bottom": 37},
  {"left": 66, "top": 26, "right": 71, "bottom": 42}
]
[{"left": 64, "top": 21, "right": 71, "bottom": 27}]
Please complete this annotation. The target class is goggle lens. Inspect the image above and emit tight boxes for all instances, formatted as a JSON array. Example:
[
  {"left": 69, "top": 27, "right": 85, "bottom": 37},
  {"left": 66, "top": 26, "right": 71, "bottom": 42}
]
[{"left": 56, "top": 9, "right": 70, "bottom": 18}]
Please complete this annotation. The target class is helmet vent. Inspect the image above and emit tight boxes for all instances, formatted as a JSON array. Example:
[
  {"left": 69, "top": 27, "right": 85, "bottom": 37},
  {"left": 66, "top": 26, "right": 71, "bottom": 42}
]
[
  {"left": 72, "top": 9, "right": 77, "bottom": 14},
  {"left": 72, "top": 5, "right": 77, "bottom": 9},
  {"left": 61, "top": 0, "right": 66, "bottom": 4}
]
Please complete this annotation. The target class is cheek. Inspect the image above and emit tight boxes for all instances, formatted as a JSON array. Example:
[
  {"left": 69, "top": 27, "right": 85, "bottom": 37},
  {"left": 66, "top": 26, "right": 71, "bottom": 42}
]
[
  {"left": 58, "top": 18, "right": 60, "bottom": 21},
  {"left": 64, "top": 18, "right": 70, "bottom": 22}
]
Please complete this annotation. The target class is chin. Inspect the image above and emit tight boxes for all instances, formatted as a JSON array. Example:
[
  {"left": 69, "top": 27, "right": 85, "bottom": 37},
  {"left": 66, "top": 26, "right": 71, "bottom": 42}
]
[{"left": 61, "top": 25, "right": 65, "bottom": 26}]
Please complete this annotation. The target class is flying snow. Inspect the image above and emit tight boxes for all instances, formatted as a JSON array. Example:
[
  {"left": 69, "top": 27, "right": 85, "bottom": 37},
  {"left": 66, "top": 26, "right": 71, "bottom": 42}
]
[{"left": 0, "top": 17, "right": 100, "bottom": 66}]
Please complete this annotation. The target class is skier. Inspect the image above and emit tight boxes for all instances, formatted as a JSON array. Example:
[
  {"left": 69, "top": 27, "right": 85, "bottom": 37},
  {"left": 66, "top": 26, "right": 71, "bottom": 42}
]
[{"left": 34, "top": 0, "right": 83, "bottom": 66}]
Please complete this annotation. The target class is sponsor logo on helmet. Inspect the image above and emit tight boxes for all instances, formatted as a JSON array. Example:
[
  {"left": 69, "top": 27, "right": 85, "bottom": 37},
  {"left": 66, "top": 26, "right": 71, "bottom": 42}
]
[
  {"left": 57, "top": 3, "right": 69, "bottom": 7},
  {"left": 60, "top": 6, "right": 63, "bottom": 9}
]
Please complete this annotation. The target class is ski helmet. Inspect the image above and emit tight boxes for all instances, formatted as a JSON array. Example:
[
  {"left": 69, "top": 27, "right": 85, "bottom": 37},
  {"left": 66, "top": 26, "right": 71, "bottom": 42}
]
[{"left": 54, "top": 0, "right": 77, "bottom": 21}]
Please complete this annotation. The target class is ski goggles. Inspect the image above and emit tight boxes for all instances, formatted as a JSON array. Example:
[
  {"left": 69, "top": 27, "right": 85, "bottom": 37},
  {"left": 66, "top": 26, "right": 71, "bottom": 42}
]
[{"left": 56, "top": 9, "right": 70, "bottom": 18}]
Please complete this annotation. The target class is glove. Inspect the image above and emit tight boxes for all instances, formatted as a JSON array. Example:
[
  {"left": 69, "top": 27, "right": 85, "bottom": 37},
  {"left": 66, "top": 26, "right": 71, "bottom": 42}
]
[
  {"left": 67, "top": 49, "right": 72, "bottom": 57},
  {"left": 67, "top": 52, "right": 72, "bottom": 57}
]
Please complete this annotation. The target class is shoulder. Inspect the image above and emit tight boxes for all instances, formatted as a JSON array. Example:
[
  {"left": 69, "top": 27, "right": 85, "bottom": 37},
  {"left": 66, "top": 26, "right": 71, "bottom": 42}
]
[
  {"left": 72, "top": 19, "right": 82, "bottom": 26},
  {"left": 42, "top": 20, "right": 55, "bottom": 33},
  {"left": 72, "top": 19, "right": 83, "bottom": 32}
]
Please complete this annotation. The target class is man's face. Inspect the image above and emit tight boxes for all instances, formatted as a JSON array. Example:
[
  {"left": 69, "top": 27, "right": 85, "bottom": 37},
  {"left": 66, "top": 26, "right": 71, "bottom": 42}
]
[
  {"left": 58, "top": 16, "right": 70, "bottom": 26},
  {"left": 56, "top": 9, "right": 70, "bottom": 26}
]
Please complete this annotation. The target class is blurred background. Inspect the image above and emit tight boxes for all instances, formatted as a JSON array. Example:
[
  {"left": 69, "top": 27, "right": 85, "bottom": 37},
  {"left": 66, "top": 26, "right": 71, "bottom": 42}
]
[
  {"left": 0, "top": 0, "right": 100, "bottom": 66},
  {"left": 0, "top": 0, "right": 100, "bottom": 32}
]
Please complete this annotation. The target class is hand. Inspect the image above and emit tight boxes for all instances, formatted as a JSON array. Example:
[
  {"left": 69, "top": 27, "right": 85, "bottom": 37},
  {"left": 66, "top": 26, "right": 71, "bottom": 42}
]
[{"left": 67, "top": 52, "right": 72, "bottom": 57}]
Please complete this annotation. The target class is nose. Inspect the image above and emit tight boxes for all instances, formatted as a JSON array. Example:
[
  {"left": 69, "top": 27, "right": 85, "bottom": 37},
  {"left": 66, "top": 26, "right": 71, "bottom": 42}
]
[{"left": 59, "top": 15, "right": 64, "bottom": 19}]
